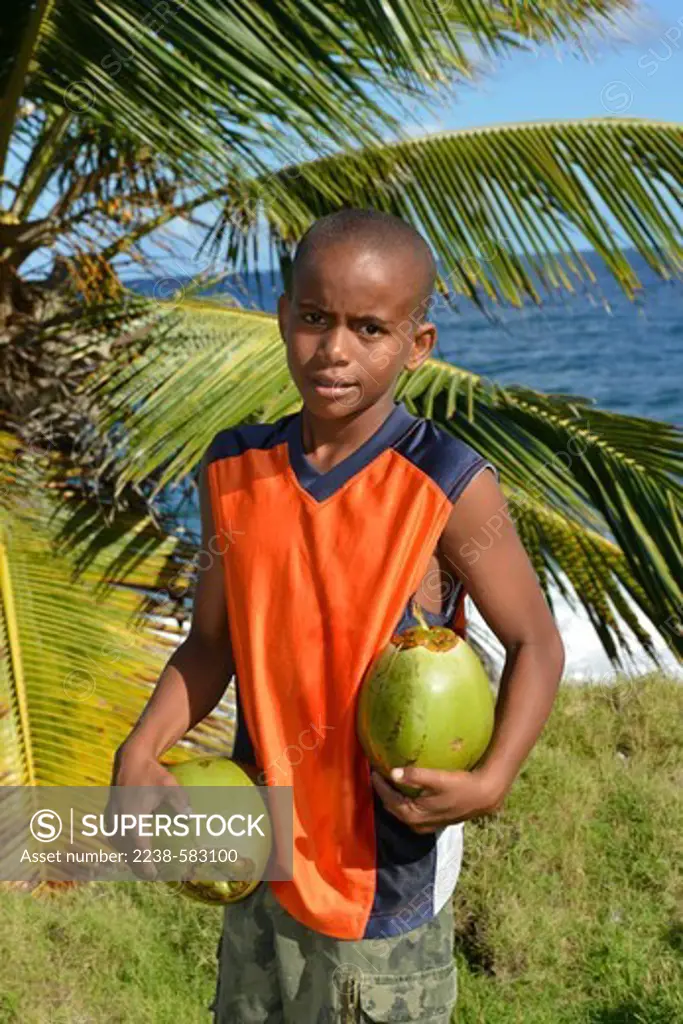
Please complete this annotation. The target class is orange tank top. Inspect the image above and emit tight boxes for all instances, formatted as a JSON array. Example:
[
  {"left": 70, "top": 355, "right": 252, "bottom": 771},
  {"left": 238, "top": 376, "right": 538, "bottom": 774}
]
[{"left": 206, "top": 399, "right": 497, "bottom": 939}]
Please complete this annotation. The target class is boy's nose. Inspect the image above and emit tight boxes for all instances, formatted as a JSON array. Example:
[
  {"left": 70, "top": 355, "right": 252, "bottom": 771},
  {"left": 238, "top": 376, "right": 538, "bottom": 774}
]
[{"left": 317, "top": 324, "right": 352, "bottom": 358}]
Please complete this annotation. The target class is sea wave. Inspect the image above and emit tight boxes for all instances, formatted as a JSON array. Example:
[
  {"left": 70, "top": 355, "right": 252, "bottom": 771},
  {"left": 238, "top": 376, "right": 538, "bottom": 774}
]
[
  {"left": 468, "top": 580, "right": 683, "bottom": 684},
  {"left": 148, "top": 577, "right": 683, "bottom": 691}
]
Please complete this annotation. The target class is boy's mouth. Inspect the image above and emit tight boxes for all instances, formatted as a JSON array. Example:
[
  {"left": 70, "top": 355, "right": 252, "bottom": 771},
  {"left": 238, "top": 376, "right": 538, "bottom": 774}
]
[{"left": 310, "top": 375, "right": 360, "bottom": 396}]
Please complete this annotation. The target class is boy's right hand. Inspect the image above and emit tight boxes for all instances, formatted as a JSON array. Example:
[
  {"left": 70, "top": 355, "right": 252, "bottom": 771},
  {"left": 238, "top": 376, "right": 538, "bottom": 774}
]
[{"left": 104, "top": 743, "right": 191, "bottom": 882}]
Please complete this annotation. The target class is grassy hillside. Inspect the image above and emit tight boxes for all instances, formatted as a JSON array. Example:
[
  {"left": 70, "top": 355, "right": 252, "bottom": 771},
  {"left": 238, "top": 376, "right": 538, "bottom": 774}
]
[
  {"left": 452, "top": 672, "right": 683, "bottom": 1024},
  {"left": 1, "top": 673, "right": 681, "bottom": 1023}
]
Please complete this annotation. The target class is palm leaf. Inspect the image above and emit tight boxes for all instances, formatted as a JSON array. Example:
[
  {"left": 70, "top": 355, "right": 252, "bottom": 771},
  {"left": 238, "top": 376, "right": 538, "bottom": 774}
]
[
  {"left": 208, "top": 119, "right": 683, "bottom": 306},
  {"left": 3, "top": 0, "right": 633, "bottom": 185},
  {"left": 0, "top": 433, "right": 235, "bottom": 799},
  {"left": 80, "top": 299, "right": 683, "bottom": 667},
  {"left": 397, "top": 360, "right": 683, "bottom": 662},
  {"left": 512, "top": 499, "right": 658, "bottom": 662},
  {"left": 84, "top": 299, "right": 296, "bottom": 496}
]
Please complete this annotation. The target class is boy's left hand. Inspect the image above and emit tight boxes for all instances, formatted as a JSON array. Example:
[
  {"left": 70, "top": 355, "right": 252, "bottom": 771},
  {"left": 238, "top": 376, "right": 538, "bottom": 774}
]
[{"left": 370, "top": 765, "right": 504, "bottom": 833}]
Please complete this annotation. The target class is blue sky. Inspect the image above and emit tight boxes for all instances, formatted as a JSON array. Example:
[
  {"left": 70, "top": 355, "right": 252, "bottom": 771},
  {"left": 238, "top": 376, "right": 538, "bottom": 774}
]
[
  {"left": 420, "top": 0, "right": 683, "bottom": 131},
  {"left": 15, "top": 1, "right": 683, "bottom": 279},
  {"left": 135, "top": 0, "right": 683, "bottom": 278}
]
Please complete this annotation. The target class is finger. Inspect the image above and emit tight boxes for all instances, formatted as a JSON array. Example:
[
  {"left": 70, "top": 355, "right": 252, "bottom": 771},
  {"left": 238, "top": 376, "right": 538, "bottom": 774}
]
[
  {"left": 370, "top": 770, "right": 430, "bottom": 815},
  {"left": 132, "top": 861, "right": 158, "bottom": 882},
  {"left": 389, "top": 766, "right": 465, "bottom": 792},
  {"left": 133, "top": 780, "right": 190, "bottom": 878},
  {"left": 371, "top": 773, "right": 421, "bottom": 825},
  {"left": 126, "top": 823, "right": 158, "bottom": 881},
  {"left": 103, "top": 798, "right": 131, "bottom": 856},
  {"left": 108, "top": 824, "right": 157, "bottom": 880},
  {"left": 389, "top": 768, "right": 474, "bottom": 817},
  {"left": 410, "top": 823, "right": 439, "bottom": 835},
  {"left": 371, "top": 771, "right": 405, "bottom": 809},
  {"left": 161, "top": 775, "right": 192, "bottom": 815},
  {"left": 108, "top": 795, "right": 160, "bottom": 879},
  {"left": 407, "top": 790, "right": 463, "bottom": 816}
]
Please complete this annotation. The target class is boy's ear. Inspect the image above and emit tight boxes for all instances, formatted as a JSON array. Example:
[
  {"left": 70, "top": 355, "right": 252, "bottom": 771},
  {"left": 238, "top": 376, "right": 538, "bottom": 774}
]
[
  {"left": 277, "top": 292, "right": 290, "bottom": 340},
  {"left": 405, "top": 321, "right": 437, "bottom": 371}
]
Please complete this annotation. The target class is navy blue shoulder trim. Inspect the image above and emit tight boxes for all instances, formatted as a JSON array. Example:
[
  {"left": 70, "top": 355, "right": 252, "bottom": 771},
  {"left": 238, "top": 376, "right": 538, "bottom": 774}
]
[
  {"left": 206, "top": 413, "right": 295, "bottom": 466},
  {"left": 392, "top": 417, "right": 499, "bottom": 503}
]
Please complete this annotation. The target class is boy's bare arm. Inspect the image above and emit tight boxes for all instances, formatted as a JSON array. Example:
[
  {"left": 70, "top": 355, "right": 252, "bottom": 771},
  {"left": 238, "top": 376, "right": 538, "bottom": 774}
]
[
  {"left": 439, "top": 467, "right": 565, "bottom": 806},
  {"left": 370, "top": 466, "right": 565, "bottom": 831},
  {"left": 116, "top": 451, "right": 235, "bottom": 762}
]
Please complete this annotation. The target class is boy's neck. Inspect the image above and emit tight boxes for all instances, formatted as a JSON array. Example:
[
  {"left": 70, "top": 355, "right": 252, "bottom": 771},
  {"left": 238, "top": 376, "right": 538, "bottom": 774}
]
[{"left": 299, "top": 395, "right": 398, "bottom": 473}]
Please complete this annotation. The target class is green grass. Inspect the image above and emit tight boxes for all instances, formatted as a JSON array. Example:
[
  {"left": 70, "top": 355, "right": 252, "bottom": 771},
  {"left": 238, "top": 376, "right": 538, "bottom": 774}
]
[
  {"left": 0, "top": 881, "right": 221, "bottom": 1023},
  {"left": 452, "top": 672, "right": 683, "bottom": 1024},
  {"left": 1, "top": 673, "right": 682, "bottom": 1023}
]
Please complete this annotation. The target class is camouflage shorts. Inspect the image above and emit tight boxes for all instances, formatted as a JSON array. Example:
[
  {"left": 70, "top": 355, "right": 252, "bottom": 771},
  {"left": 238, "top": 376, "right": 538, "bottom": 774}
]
[{"left": 209, "top": 881, "right": 457, "bottom": 1023}]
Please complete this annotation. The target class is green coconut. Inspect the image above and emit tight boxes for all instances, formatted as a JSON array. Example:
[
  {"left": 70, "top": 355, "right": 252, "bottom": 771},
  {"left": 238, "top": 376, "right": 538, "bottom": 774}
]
[
  {"left": 153, "top": 756, "right": 272, "bottom": 906},
  {"left": 357, "top": 601, "right": 495, "bottom": 797}
]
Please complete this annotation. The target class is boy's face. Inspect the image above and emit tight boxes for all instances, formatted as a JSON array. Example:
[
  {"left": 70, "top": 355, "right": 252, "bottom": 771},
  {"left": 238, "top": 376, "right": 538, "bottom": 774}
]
[{"left": 277, "top": 242, "right": 436, "bottom": 417}]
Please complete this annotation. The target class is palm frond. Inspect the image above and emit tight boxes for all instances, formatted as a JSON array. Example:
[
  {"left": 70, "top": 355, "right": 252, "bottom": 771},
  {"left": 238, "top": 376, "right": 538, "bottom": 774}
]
[
  {"left": 0, "top": 435, "right": 235, "bottom": 800},
  {"left": 3, "top": 2, "right": 639, "bottom": 183},
  {"left": 474, "top": 0, "right": 633, "bottom": 43},
  {"left": 509, "top": 491, "right": 663, "bottom": 664},
  {"left": 209, "top": 119, "right": 683, "bottom": 306},
  {"left": 80, "top": 299, "right": 683, "bottom": 667},
  {"left": 398, "top": 359, "right": 683, "bottom": 662},
  {"left": 85, "top": 299, "right": 295, "bottom": 496}
]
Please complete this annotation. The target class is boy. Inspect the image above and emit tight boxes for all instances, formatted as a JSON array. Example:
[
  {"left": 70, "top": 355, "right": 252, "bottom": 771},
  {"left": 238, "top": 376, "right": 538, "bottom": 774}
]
[{"left": 112, "top": 208, "right": 565, "bottom": 1022}]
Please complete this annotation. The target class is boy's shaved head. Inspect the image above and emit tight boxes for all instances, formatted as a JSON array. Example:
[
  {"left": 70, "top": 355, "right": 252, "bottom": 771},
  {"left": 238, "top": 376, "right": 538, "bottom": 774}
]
[
  {"left": 290, "top": 207, "right": 437, "bottom": 320},
  {"left": 278, "top": 206, "right": 440, "bottom": 418}
]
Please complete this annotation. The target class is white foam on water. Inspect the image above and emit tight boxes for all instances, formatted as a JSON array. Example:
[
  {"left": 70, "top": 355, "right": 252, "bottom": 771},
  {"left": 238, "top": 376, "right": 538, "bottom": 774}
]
[
  {"left": 467, "top": 578, "right": 683, "bottom": 685},
  {"left": 148, "top": 575, "right": 682, "bottom": 693}
]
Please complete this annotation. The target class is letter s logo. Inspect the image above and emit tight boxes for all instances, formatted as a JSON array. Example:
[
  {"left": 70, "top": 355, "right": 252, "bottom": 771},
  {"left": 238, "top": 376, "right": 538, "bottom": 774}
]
[{"left": 30, "top": 809, "right": 63, "bottom": 843}]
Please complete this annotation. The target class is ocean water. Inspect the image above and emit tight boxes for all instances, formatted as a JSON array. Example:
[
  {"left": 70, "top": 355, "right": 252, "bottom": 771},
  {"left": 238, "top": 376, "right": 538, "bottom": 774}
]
[
  {"left": 433, "top": 259, "right": 682, "bottom": 427},
  {"left": 130, "top": 251, "right": 683, "bottom": 681},
  {"left": 424, "top": 254, "right": 682, "bottom": 681},
  {"left": 128, "top": 248, "right": 682, "bottom": 424}
]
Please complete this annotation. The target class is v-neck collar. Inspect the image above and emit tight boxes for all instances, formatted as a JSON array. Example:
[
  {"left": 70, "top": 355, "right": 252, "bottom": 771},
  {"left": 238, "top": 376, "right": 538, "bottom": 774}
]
[{"left": 286, "top": 400, "right": 418, "bottom": 502}]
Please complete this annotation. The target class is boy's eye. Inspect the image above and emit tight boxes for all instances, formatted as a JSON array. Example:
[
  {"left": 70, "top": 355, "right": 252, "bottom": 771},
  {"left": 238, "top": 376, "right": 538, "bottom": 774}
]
[
  {"left": 360, "top": 323, "right": 384, "bottom": 338},
  {"left": 301, "top": 312, "right": 325, "bottom": 326}
]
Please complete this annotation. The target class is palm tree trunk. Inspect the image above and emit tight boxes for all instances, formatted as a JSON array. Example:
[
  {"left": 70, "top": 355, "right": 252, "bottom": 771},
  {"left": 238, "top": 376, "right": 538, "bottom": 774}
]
[{"left": 0, "top": 0, "right": 55, "bottom": 197}]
